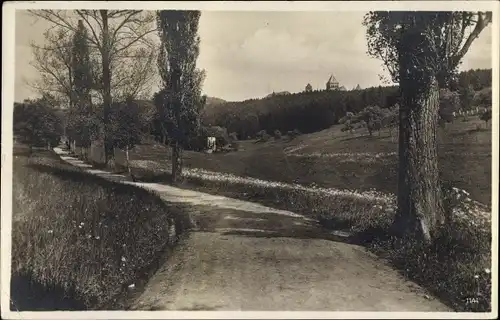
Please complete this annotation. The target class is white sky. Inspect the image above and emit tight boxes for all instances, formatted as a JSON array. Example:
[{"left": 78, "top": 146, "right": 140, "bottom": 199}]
[{"left": 14, "top": 10, "right": 493, "bottom": 102}]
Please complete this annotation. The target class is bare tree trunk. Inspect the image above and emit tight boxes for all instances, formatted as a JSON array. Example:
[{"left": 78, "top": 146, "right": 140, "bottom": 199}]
[
  {"left": 125, "top": 145, "right": 131, "bottom": 176},
  {"left": 394, "top": 76, "right": 444, "bottom": 244},
  {"left": 171, "top": 141, "right": 183, "bottom": 183},
  {"left": 100, "top": 10, "right": 113, "bottom": 165}
]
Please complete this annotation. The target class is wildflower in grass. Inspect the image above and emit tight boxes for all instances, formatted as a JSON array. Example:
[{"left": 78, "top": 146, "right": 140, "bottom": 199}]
[
  {"left": 485, "top": 268, "right": 491, "bottom": 274},
  {"left": 47, "top": 230, "right": 53, "bottom": 234}
]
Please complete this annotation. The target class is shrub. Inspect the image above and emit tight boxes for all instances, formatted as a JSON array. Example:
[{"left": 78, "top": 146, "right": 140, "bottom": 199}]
[
  {"left": 231, "top": 141, "right": 240, "bottom": 151},
  {"left": 480, "top": 109, "right": 492, "bottom": 125},
  {"left": 13, "top": 102, "right": 63, "bottom": 151},
  {"left": 11, "top": 149, "right": 190, "bottom": 310},
  {"left": 288, "top": 129, "right": 302, "bottom": 140},
  {"left": 274, "top": 130, "right": 282, "bottom": 140},
  {"left": 229, "top": 132, "right": 239, "bottom": 142},
  {"left": 256, "top": 130, "right": 267, "bottom": 139},
  {"left": 202, "top": 126, "right": 230, "bottom": 147},
  {"left": 258, "top": 133, "right": 271, "bottom": 143}
]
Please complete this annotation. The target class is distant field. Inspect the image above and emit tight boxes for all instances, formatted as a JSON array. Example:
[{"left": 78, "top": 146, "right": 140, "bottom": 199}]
[{"left": 117, "top": 116, "right": 492, "bottom": 206}]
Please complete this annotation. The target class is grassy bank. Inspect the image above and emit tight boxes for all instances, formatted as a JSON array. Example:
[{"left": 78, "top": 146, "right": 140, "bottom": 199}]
[{"left": 11, "top": 145, "right": 191, "bottom": 310}]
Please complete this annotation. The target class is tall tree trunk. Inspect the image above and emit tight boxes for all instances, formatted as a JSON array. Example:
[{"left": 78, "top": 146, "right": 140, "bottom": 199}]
[
  {"left": 125, "top": 145, "right": 131, "bottom": 176},
  {"left": 394, "top": 75, "right": 444, "bottom": 244},
  {"left": 171, "top": 68, "right": 183, "bottom": 184},
  {"left": 100, "top": 10, "right": 113, "bottom": 165},
  {"left": 171, "top": 141, "right": 183, "bottom": 183}
]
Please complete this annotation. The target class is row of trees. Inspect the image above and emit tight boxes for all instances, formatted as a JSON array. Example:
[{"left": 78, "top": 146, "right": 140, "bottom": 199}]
[
  {"left": 29, "top": 10, "right": 157, "bottom": 163},
  {"left": 339, "top": 85, "right": 491, "bottom": 138},
  {"left": 339, "top": 104, "right": 399, "bottom": 136},
  {"left": 27, "top": 9, "right": 492, "bottom": 247},
  {"left": 28, "top": 10, "right": 206, "bottom": 181}
]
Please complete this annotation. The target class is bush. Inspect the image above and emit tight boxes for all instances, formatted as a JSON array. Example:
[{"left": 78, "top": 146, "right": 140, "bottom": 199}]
[
  {"left": 229, "top": 132, "right": 239, "bottom": 142},
  {"left": 480, "top": 109, "right": 492, "bottom": 125},
  {"left": 256, "top": 130, "right": 267, "bottom": 139},
  {"left": 258, "top": 132, "right": 271, "bottom": 143},
  {"left": 11, "top": 149, "right": 190, "bottom": 309},
  {"left": 13, "top": 102, "right": 63, "bottom": 150},
  {"left": 231, "top": 141, "right": 240, "bottom": 151},
  {"left": 201, "top": 126, "right": 230, "bottom": 148},
  {"left": 274, "top": 130, "right": 282, "bottom": 140},
  {"left": 288, "top": 129, "right": 302, "bottom": 140}
]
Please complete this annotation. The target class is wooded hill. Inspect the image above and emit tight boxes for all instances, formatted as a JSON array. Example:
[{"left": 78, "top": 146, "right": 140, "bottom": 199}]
[{"left": 201, "top": 68, "right": 492, "bottom": 139}]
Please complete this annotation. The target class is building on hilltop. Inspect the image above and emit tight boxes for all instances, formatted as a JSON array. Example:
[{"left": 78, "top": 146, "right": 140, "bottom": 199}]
[
  {"left": 305, "top": 83, "right": 313, "bottom": 92},
  {"left": 326, "top": 74, "right": 340, "bottom": 91},
  {"left": 355, "top": 84, "right": 362, "bottom": 90},
  {"left": 339, "top": 86, "right": 346, "bottom": 91}
]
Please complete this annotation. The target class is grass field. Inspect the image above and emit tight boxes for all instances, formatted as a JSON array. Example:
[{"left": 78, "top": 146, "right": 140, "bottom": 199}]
[
  {"left": 11, "top": 144, "right": 191, "bottom": 310},
  {"left": 119, "top": 115, "right": 492, "bottom": 206}
]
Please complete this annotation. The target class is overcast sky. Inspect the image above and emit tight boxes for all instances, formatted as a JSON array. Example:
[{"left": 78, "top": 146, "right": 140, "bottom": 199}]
[{"left": 15, "top": 10, "right": 492, "bottom": 102}]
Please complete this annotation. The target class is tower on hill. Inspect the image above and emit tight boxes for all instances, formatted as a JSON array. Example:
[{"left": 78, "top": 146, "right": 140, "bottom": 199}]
[
  {"left": 305, "top": 83, "right": 313, "bottom": 92},
  {"left": 326, "top": 74, "right": 340, "bottom": 91}
]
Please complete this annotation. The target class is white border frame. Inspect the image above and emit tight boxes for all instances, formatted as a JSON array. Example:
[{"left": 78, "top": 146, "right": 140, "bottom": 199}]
[{"left": 2, "top": 1, "right": 499, "bottom": 319}]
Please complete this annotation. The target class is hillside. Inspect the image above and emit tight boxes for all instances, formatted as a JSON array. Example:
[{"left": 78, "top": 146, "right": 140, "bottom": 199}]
[
  {"left": 205, "top": 96, "right": 227, "bottom": 106},
  {"left": 200, "top": 68, "right": 492, "bottom": 140}
]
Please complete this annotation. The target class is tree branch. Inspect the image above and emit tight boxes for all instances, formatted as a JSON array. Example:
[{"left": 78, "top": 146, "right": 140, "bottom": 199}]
[{"left": 451, "top": 12, "right": 492, "bottom": 68}]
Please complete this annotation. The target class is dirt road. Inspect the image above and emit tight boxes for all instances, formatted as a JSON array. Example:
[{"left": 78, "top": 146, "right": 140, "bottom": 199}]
[{"left": 53, "top": 147, "right": 451, "bottom": 312}]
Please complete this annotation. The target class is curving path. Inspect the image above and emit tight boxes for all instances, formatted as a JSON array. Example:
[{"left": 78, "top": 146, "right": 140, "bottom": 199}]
[{"left": 53, "top": 147, "right": 451, "bottom": 312}]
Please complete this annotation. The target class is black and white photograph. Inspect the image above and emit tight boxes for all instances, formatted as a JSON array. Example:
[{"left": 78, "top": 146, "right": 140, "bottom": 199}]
[{"left": 1, "top": 1, "right": 498, "bottom": 318}]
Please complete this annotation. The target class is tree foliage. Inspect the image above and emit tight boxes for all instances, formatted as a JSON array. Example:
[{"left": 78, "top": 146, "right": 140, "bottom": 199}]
[
  {"left": 439, "top": 89, "right": 460, "bottom": 124},
  {"left": 364, "top": 12, "right": 492, "bottom": 88},
  {"left": 474, "top": 87, "right": 492, "bottom": 108},
  {"left": 30, "top": 10, "right": 157, "bottom": 101},
  {"left": 480, "top": 108, "right": 492, "bottom": 124},
  {"left": 109, "top": 100, "right": 143, "bottom": 151},
  {"left": 29, "top": 26, "right": 75, "bottom": 107},
  {"left": 13, "top": 101, "right": 63, "bottom": 150},
  {"left": 156, "top": 10, "right": 206, "bottom": 181}
]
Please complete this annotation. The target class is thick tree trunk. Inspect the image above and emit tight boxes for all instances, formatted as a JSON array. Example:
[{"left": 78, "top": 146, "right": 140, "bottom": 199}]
[
  {"left": 171, "top": 142, "right": 183, "bottom": 183},
  {"left": 100, "top": 10, "right": 113, "bottom": 165},
  {"left": 394, "top": 76, "right": 444, "bottom": 244}
]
